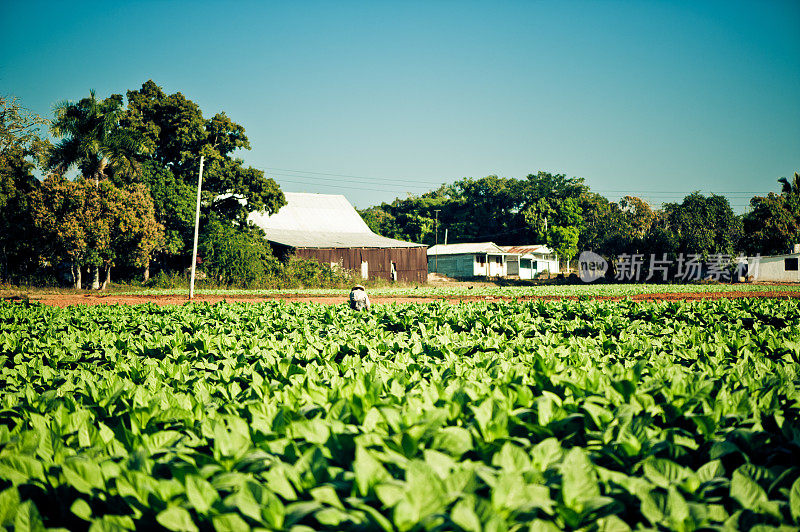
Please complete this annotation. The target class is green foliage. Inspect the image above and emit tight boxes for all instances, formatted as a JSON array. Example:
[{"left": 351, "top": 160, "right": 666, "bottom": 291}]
[
  {"left": 278, "top": 255, "right": 351, "bottom": 289},
  {"left": 1, "top": 298, "right": 799, "bottom": 530},
  {"left": 144, "top": 269, "right": 188, "bottom": 289},
  {"left": 119, "top": 282, "right": 800, "bottom": 299},
  {"left": 360, "top": 172, "right": 586, "bottom": 247},
  {"left": 199, "top": 216, "right": 277, "bottom": 287},
  {"left": 135, "top": 161, "right": 195, "bottom": 256},
  {"left": 0, "top": 96, "right": 50, "bottom": 282},
  {"left": 663, "top": 193, "right": 742, "bottom": 257},
  {"left": 547, "top": 225, "right": 579, "bottom": 263},
  {"left": 359, "top": 206, "right": 401, "bottom": 238},
  {"left": 741, "top": 173, "right": 800, "bottom": 256},
  {"left": 30, "top": 176, "right": 162, "bottom": 287},
  {"left": 48, "top": 90, "right": 144, "bottom": 183},
  {"left": 121, "top": 80, "right": 285, "bottom": 224},
  {"left": 197, "top": 217, "right": 351, "bottom": 288}
]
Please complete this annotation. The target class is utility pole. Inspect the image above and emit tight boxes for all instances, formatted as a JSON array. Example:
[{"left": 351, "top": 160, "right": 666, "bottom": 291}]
[
  {"left": 189, "top": 156, "right": 205, "bottom": 300},
  {"left": 434, "top": 209, "right": 441, "bottom": 272}
]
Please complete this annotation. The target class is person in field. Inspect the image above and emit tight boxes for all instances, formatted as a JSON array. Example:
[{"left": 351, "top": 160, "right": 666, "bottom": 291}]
[{"left": 349, "top": 285, "right": 370, "bottom": 311}]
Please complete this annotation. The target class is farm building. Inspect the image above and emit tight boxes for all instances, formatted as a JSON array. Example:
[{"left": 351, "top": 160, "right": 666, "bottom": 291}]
[
  {"left": 747, "top": 246, "right": 800, "bottom": 282},
  {"left": 501, "top": 245, "right": 560, "bottom": 279},
  {"left": 427, "top": 242, "right": 515, "bottom": 278},
  {"left": 248, "top": 192, "right": 427, "bottom": 282}
]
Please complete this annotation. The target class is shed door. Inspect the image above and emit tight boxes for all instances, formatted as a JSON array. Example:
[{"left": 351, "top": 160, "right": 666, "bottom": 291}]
[{"left": 361, "top": 261, "right": 369, "bottom": 280}]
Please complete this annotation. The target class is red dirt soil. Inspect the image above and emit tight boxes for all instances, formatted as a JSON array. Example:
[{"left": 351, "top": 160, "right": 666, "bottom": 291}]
[{"left": 8, "top": 290, "right": 800, "bottom": 307}]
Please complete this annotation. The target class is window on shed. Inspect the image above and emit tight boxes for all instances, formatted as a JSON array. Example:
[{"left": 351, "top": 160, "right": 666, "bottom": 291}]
[
  {"left": 786, "top": 258, "right": 799, "bottom": 271},
  {"left": 476, "top": 255, "right": 486, "bottom": 265}
]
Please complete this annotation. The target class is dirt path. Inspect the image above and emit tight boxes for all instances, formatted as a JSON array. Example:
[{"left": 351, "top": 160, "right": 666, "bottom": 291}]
[{"left": 8, "top": 290, "right": 800, "bottom": 307}]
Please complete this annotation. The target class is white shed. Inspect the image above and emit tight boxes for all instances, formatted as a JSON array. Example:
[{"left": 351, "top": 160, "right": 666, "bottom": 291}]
[
  {"left": 427, "top": 242, "right": 517, "bottom": 278},
  {"left": 748, "top": 252, "right": 800, "bottom": 282},
  {"left": 501, "top": 245, "right": 560, "bottom": 279}
]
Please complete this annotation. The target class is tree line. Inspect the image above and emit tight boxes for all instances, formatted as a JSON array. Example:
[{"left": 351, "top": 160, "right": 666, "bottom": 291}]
[
  {"left": 359, "top": 171, "right": 800, "bottom": 269},
  {"left": 0, "top": 83, "right": 302, "bottom": 288},
  {"left": 2, "top": 83, "right": 798, "bottom": 287}
]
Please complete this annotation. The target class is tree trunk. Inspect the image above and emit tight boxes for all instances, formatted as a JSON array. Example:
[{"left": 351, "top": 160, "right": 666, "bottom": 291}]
[
  {"left": 143, "top": 260, "right": 150, "bottom": 283},
  {"left": 101, "top": 265, "right": 111, "bottom": 291},
  {"left": 94, "top": 159, "right": 106, "bottom": 187},
  {"left": 0, "top": 245, "right": 7, "bottom": 283},
  {"left": 74, "top": 265, "right": 82, "bottom": 290},
  {"left": 91, "top": 265, "right": 100, "bottom": 290}
]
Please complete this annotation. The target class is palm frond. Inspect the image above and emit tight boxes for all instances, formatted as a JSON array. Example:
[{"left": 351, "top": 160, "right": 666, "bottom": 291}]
[{"left": 47, "top": 136, "right": 81, "bottom": 174}]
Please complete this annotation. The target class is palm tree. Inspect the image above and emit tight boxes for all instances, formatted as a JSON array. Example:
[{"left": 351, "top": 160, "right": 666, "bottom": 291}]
[
  {"left": 49, "top": 90, "right": 144, "bottom": 185},
  {"left": 48, "top": 90, "right": 146, "bottom": 288},
  {"left": 778, "top": 172, "right": 800, "bottom": 196}
]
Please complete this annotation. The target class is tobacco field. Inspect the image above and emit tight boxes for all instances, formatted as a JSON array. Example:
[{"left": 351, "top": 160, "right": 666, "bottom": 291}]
[{"left": 1, "top": 299, "right": 799, "bottom": 531}]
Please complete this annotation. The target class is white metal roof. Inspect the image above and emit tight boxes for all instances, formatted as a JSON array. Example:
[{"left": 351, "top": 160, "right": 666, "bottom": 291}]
[
  {"left": 248, "top": 192, "right": 424, "bottom": 249},
  {"left": 427, "top": 242, "right": 513, "bottom": 256}
]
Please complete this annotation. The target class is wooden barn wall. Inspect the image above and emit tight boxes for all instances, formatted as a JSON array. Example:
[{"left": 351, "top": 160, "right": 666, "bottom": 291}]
[{"left": 295, "top": 247, "right": 428, "bottom": 283}]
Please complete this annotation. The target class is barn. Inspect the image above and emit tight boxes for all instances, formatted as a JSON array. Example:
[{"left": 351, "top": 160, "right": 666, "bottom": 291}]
[{"left": 248, "top": 192, "right": 428, "bottom": 283}]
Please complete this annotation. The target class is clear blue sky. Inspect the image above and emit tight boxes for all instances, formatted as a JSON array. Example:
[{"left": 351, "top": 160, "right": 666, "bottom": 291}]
[{"left": 2, "top": 0, "right": 798, "bottom": 211}]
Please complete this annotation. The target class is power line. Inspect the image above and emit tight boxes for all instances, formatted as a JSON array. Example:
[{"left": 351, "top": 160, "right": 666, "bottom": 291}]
[
  {"left": 270, "top": 176, "right": 426, "bottom": 195},
  {"left": 265, "top": 171, "right": 433, "bottom": 190},
  {"left": 593, "top": 190, "right": 764, "bottom": 195},
  {"left": 261, "top": 166, "right": 448, "bottom": 187},
  {"left": 256, "top": 165, "right": 774, "bottom": 201}
]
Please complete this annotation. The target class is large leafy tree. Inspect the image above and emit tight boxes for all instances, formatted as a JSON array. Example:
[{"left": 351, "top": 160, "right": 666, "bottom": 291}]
[
  {"left": 121, "top": 81, "right": 285, "bottom": 226},
  {"left": 578, "top": 194, "right": 660, "bottom": 259},
  {"left": 664, "top": 193, "right": 742, "bottom": 257},
  {"left": 619, "top": 196, "right": 656, "bottom": 241},
  {"left": 359, "top": 185, "right": 449, "bottom": 244},
  {"left": 47, "top": 90, "right": 153, "bottom": 288},
  {"left": 133, "top": 161, "right": 195, "bottom": 261},
  {"left": 444, "top": 176, "right": 528, "bottom": 244},
  {"left": 30, "top": 176, "right": 162, "bottom": 289},
  {"left": 116, "top": 81, "right": 285, "bottom": 276},
  {"left": 360, "top": 205, "right": 402, "bottom": 240},
  {"left": 547, "top": 226, "right": 579, "bottom": 267},
  {"left": 30, "top": 176, "right": 100, "bottom": 288},
  {"left": 0, "top": 95, "right": 49, "bottom": 281},
  {"left": 101, "top": 183, "right": 162, "bottom": 288},
  {"left": 521, "top": 172, "right": 588, "bottom": 266},
  {"left": 741, "top": 173, "right": 800, "bottom": 255}
]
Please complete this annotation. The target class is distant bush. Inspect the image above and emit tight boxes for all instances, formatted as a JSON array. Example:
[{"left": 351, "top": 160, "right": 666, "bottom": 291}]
[
  {"left": 178, "top": 216, "right": 351, "bottom": 289},
  {"left": 274, "top": 256, "right": 352, "bottom": 289},
  {"left": 199, "top": 216, "right": 279, "bottom": 288},
  {"left": 144, "top": 270, "right": 187, "bottom": 289}
]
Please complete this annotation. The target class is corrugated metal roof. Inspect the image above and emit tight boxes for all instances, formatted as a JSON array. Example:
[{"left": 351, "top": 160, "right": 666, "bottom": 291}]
[
  {"left": 255, "top": 229, "right": 423, "bottom": 249},
  {"left": 501, "top": 244, "right": 554, "bottom": 255},
  {"left": 248, "top": 192, "right": 425, "bottom": 249},
  {"left": 427, "top": 242, "right": 512, "bottom": 256}
]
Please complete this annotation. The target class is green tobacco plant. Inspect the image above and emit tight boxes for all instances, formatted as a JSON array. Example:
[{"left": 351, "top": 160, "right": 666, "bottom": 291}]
[{"left": 0, "top": 299, "right": 799, "bottom": 530}]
